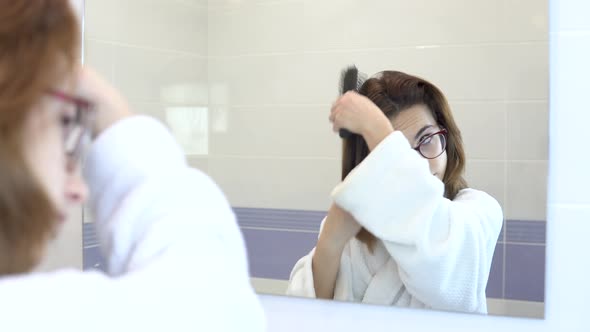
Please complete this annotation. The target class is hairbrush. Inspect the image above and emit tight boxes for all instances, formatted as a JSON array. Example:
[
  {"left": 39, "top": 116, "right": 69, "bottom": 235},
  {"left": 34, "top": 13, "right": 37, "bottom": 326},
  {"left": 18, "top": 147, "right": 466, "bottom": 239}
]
[{"left": 338, "top": 65, "right": 367, "bottom": 138}]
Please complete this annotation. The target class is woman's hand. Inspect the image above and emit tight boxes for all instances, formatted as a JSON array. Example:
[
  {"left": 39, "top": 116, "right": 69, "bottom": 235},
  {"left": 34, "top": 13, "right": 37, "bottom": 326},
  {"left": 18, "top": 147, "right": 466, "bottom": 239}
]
[
  {"left": 329, "top": 91, "right": 394, "bottom": 150},
  {"left": 75, "top": 66, "right": 132, "bottom": 138}
]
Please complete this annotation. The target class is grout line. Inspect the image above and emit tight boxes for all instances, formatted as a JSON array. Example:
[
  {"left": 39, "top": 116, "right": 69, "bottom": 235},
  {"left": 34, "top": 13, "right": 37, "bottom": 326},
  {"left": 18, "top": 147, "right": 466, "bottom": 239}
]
[
  {"left": 449, "top": 99, "right": 548, "bottom": 104},
  {"left": 189, "top": 156, "right": 549, "bottom": 163},
  {"left": 85, "top": 37, "right": 208, "bottom": 58},
  {"left": 500, "top": 242, "right": 546, "bottom": 246},
  {"left": 238, "top": 227, "right": 546, "bottom": 245},
  {"left": 502, "top": 239, "right": 507, "bottom": 299},
  {"left": 239, "top": 226, "right": 319, "bottom": 234},
  {"left": 502, "top": 100, "right": 508, "bottom": 298},
  {"left": 220, "top": 103, "right": 331, "bottom": 108},
  {"left": 468, "top": 159, "right": 548, "bottom": 163},
  {"left": 206, "top": 155, "right": 340, "bottom": 161},
  {"left": 206, "top": 100, "right": 548, "bottom": 108},
  {"left": 122, "top": 101, "right": 547, "bottom": 108},
  {"left": 203, "top": 156, "right": 547, "bottom": 162},
  {"left": 503, "top": 101, "right": 509, "bottom": 221},
  {"left": 207, "top": 41, "right": 548, "bottom": 58}
]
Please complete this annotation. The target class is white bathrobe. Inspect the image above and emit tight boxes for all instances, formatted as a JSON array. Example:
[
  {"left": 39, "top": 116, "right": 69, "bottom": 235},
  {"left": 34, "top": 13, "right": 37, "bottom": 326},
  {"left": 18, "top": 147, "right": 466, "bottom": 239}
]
[
  {"left": 286, "top": 131, "right": 503, "bottom": 314},
  {"left": 0, "top": 116, "right": 265, "bottom": 331}
]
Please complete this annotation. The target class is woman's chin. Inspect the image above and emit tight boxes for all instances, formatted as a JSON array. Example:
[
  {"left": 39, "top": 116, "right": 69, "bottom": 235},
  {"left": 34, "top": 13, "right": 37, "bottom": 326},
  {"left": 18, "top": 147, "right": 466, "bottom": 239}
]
[{"left": 51, "top": 215, "right": 66, "bottom": 239}]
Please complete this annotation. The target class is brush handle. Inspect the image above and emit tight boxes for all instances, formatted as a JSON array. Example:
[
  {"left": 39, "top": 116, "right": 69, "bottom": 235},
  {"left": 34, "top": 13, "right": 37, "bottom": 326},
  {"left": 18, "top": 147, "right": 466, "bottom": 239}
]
[{"left": 339, "top": 128, "right": 352, "bottom": 138}]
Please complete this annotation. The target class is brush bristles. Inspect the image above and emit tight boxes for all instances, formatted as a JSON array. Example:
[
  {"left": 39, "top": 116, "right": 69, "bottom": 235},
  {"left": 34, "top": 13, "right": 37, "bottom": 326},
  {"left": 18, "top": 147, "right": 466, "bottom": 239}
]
[
  {"left": 340, "top": 66, "right": 359, "bottom": 94},
  {"left": 357, "top": 72, "right": 368, "bottom": 91},
  {"left": 340, "top": 65, "right": 368, "bottom": 94}
]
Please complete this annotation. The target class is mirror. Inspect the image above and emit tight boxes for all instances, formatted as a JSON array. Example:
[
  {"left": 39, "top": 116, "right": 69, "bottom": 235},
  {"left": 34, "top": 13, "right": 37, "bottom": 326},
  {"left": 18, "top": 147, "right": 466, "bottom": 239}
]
[{"left": 82, "top": 0, "right": 548, "bottom": 319}]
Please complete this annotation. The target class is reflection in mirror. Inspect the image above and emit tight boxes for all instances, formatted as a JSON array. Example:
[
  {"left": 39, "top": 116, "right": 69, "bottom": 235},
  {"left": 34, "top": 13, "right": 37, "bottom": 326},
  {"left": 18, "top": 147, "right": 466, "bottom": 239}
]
[
  {"left": 82, "top": 0, "right": 548, "bottom": 320},
  {"left": 286, "top": 71, "right": 502, "bottom": 316}
]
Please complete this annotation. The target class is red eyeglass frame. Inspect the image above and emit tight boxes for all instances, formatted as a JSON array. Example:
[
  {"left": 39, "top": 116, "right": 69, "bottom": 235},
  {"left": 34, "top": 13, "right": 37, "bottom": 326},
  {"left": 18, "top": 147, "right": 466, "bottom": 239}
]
[
  {"left": 47, "top": 89, "right": 93, "bottom": 110},
  {"left": 46, "top": 89, "right": 95, "bottom": 164},
  {"left": 413, "top": 128, "right": 448, "bottom": 159}
]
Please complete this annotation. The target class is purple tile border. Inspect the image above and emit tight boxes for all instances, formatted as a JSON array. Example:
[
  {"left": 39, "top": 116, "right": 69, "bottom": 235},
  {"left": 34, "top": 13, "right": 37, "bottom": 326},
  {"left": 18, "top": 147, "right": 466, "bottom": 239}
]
[
  {"left": 83, "top": 209, "right": 547, "bottom": 246},
  {"left": 83, "top": 246, "right": 106, "bottom": 271},
  {"left": 234, "top": 207, "right": 325, "bottom": 232},
  {"left": 83, "top": 222, "right": 98, "bottom": 246},
  {"left": 505, "top": 244, "right": 546, "bottom": 302},
  {"left": 486, "top": 243, "right": 504, "bottom": 299},
  {"left": 82, "top": 207, "right": 546, "bottom": 302},
  {"left": 505, "top": 220, "right": 546, "bottom": 244},
  {"left": 498, "top": 225, "right": 504, "bottom": 243},
  {"left": 242, "top": 228, "right": 318, "bottom": 280},
  {"left": 234, "top": 207, "right": 546, "bottom": 245}
]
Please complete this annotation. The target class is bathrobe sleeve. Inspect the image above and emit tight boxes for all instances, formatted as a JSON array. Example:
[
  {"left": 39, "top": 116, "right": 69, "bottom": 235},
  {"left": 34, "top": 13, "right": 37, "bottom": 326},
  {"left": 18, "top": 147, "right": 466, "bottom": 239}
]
[
  {"left": 285, "top": 247, "right": 318, "bottom": 298},
  {"left": 0, "top": 116, "right": 266, "bottom": 332},
  {"left": 331, "top": 131, "right": 503, "bottom": 313}
]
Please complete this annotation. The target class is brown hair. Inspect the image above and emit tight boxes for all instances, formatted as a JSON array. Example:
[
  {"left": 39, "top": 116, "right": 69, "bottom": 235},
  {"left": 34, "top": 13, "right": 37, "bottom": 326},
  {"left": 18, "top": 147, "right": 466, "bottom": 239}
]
[
  {"left": 342, "top": 71, "right": 467, "bottom": 251},
  {"left": 0, "top": 0, "right": 79, "bottom": 275}
]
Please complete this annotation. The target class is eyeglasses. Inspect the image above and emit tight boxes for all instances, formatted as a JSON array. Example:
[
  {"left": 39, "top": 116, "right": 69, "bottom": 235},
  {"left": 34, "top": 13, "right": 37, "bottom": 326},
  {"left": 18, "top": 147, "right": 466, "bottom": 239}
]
[
  {"left": 413, "top": 128, "right": 448, "bottom": 159},
  {"left": 46, "top": 90, "right": 95, "bottom": 166}
]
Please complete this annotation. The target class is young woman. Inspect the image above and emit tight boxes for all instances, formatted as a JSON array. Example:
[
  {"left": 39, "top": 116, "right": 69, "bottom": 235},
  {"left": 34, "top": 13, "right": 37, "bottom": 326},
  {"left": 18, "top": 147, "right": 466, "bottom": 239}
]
[
  {"left": 0, "top": 1, "right": 264, "bottom": 330},
  {"left": 287, "top": 71, "right": 503, "bottom": 314}
]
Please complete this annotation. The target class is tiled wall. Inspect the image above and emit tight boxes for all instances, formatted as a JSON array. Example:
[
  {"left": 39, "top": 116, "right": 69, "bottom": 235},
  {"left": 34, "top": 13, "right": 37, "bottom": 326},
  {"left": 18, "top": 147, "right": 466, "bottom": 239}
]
[
  {"left": 206, "top": 0, "right": 549, "bottom": 221},
  {"left": 83, "top": 0, "right": 548, "bottom": 303},
  {"left": 83, "top": 0, "right": 209, "bottom": 181},
  {"left": 81, "top": 0, "right": 209, "bottom": 263}
]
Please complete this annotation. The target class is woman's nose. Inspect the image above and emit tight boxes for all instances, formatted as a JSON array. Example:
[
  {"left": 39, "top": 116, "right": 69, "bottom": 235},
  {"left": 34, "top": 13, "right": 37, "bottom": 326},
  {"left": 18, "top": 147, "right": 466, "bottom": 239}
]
[{"left": 66, "top": 165, "right": 88, "bottom": 203}]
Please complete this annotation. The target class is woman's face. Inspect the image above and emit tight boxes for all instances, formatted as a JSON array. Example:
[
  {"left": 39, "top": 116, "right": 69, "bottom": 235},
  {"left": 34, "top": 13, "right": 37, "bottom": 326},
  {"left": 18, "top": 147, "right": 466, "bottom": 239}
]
[
  {"left": 391, "top": 104, "right": 448, "bottom": 181},
  {"left": 21, "top": 79, "right": 88, "bottom": 232}
]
